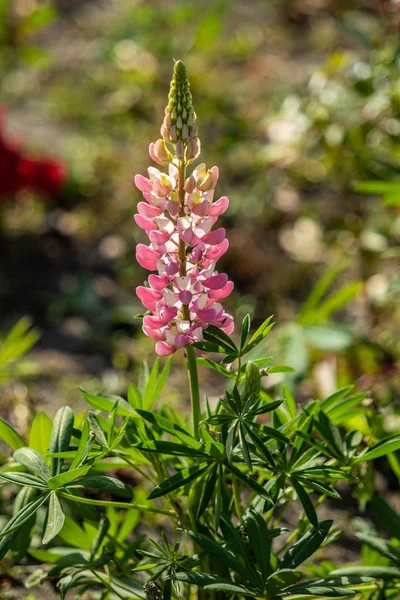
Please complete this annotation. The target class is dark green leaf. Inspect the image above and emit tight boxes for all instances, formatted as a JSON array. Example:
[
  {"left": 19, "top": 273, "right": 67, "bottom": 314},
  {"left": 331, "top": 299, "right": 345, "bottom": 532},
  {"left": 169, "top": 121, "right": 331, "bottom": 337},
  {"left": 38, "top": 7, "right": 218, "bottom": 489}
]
[
  {"left": 0, "top": 472, "right": 47, "bottom": 489},
  {"left": 264, "top": 569, "right": 302, "bottom": 595},
  {"left": 240, "top": 314, "right": 251, "bottom": 352},
  {"left": 148, "top": 464, "right": 209, "bottom": 499},
  {"left": 196, "top": 465, "right": 218, "bottom": 521},
  {"left": 354, "top": 435, "right": 400, "bottom": 463},
  {"left": 291, "top": 476, "right": 318, "bottom": 527},
  {"left": 134, "top": 440, "right": 207, "bottom": 457},
  {"left": 281, "top": 520, "right": 332, "bottom": 569},
  {"left": 245, "top": 510, "right": 272, "bottom": 578}
]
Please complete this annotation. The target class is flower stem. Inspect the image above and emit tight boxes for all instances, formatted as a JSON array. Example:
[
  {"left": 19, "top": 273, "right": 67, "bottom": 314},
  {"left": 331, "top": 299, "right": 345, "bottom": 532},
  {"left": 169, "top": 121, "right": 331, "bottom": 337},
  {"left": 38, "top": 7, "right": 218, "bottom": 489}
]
[{"left": 186, "top": 344, "right": 201, "bottom": 439}]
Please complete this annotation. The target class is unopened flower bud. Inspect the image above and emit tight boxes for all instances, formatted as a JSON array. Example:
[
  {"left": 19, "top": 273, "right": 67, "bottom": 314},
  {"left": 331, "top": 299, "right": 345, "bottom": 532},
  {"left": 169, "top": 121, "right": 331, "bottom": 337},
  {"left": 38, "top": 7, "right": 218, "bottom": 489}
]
[
  {"left": 154, "top": 139, "right": 172, "bottom": 163},
  {"left": 160, "top": 124, "right": 170, "bottom": 140},
  {"left": 185, "top": 175, "right": 196, "bottom": 193},
  {"left": 163, "top": 60, "right": 198, "bottom": 144},
  {"left": 149, "top": 143, "right": 164, "bottom": 165},
  {"left": 193, "top": 163, "right": 207, "bottom": 181},
  {"left": 187, "top": 137, "right": 200, "bottom": 160},
  {"left": 244, "top": 361, "right": 261, "bottom": 399},
  {"left": 176, "top": 139, "right": 185, "bottom": 158}
]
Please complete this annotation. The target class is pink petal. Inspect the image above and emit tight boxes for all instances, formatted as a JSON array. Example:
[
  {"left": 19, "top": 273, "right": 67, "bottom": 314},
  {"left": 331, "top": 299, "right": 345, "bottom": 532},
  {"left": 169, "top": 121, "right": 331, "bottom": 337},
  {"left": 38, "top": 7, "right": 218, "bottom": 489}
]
[
  {"left": 179, "top": 290, "right": 192, "bottom": 305},
  {"left": 165, "top": 261, "right": 179, "bottom": 276},
  {"left": 197, "top": 308, "right": 217, "bottom": 323},
  {"left": 155, "top": 341, "right": 176, "bottom": 356},
  {"left": 148, "top": 274, "right": 170, "bottom": 291},
  {"left": 192, "top": 201, "right": 209, "bottom": 217},
  {"left": 136, "top": 254, "right": 157, "bottom": 271},
  {"left": 136, "top": 286, "right": 162, "bottom": 311},
  {"left": 136, "top": 244, "right": 160, "bottom": 263},
  {"left": 134, "top": 214, "right": 158, "bottom": 232},
  {"left": 175, "top": 334, "right": 189, "bottom": 349},
  {"left": 203, "top": 273, "right": 228, "bottom": 290},
  {"left": 205, "top": 238, "right": 229, "bottom": 261},
  {"left": 138, "top": 202, "right": 162, "bottom": 218},
  {"left": 134, "top": 175, "right": 153, "bottom": 193},
  {"left": 159, "top": 307, "right": 178, "bottom": 323},
  {"left": 149, "top": 230, "right": 170, "bottom": 246},
  {"left": 167, "top": 200, "right": 179, "bottom": 217},
  {"left": 208, "top": 280, "right": 234, "bottom": 300},
  {"left": 202, "top": 228, "right": 226, "bottom": 246},
  {"left": 149, "top": 143, "right": 164, "bottom": 165},
  {"left": 142, "top": 316, "right": 165, "bottom": 341},
  {"left": 209, "top": 196, "right": 229, "bottom": 217}
]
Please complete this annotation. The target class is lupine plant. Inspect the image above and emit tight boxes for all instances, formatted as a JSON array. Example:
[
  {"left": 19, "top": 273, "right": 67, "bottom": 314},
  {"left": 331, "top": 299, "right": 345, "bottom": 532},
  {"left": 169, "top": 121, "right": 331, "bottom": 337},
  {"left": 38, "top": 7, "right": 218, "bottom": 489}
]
[{"left": 2, "top": 61, "right": 400, "bottom": 600}]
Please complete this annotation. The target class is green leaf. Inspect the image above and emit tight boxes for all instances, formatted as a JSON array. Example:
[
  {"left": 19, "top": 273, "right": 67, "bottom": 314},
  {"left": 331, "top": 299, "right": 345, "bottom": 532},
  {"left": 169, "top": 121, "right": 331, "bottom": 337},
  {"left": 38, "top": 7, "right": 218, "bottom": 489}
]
[
  {"left": 283, "top": 385, "right": 296, "bottom": 418},
  {"left": 313, "top": 282, "right": 362, "bottom": 323},
  {"left": 43, "top": 492, "right": 65, "bottom": 544},
  {"left": 136, "top": 409, "right": 202, "bottom": 450},
  {"left": 0, "top": 472, "right": 47, "bottom": 489},
  {"left": 148, "top": 464, "right": 209, "bottom": 500},
  {"left": 172, "top": 572, "right": 257, "bottom": 596},
  {"left": 203, "top": 325, "right": 238, "bottom": 353},
  {"left": 291, "top": 476, "right": 318, "bottom": 527},
  {"left": 28, "top": 412, "right": 52, "bottom": 458},
  {"left": 50, "top": 407, "right": 74, "bottom": 476},
  {"left": 267, "top": 365, "right": 295, "bottom": 374},
  {"left": 79, "top": 389, "right": 135, "bottom": 417},
  {"left": 0, "top": 418, "right": 25, "bottom": 450},
  {"left": 227, "top": 462, "right": 271, "bottom": 501},
  {"left": 245, "top": 425, "right": 276, "bottom": 470},
  {"left": 13, "top": 447, "right": 50, "bottom": 481},
  {"left": 299, "top": 262, "right": 347, "bottom": 321},
  {"left": 295, "top": 476, "right": 341, "bottom": 500},
  {"left": 72, "top": 476, "right": 126, "bottom": 492},
  {"left": 240, "top": 314, "right": 251, "bottom": 351},
  {"left": 354, "top": 435, "right": 400, "bottom": 463},
  {"left": 331, "top": 566, "right": 400, "bottom": 580},
  {"left": 48, "top": 466, "right": 91, "bottom": 489},
  {"left": 264, "top": 569, "right": 302, "bottom": 595},
  {"left": 243, "top": 316, "right": 274, "bottom": 354},
  {"left": 315, "top": 411, "right": 344, "bottom": 460},
  {"left": 128, "top": 384, "right": 142, "bottom": 410},
  {"left": 57, "top": 515, "right": 93, "bottom": 551},
  {"left": 0, "top": 494, "right": 49, "bottom": 540},
  {"left": 151, "top": 356, "right": 173, "bottom": 408},
  {"left": 321, "top": 387, "right": 354, "bottom": 412},
  {"left": 245, "top": 510, "right": 272, "bottom": 579},
  {"left": 196, "top": 465, "right": 218, "bottom": 521},
  {"left": 86, "top": 412, "right": 108, "bottom": 448},
  {"left": 134, "top": 440, "right": 207, "bottom": 457},
  {"left": 281, "top": 520, "right": 332, "bottom": 569},
  {"left": 357, "top": 531, "right": 400, "bottom": 563},
  {"left": 197, "top": 358, "right": 236, "bottom": 379},
  {"left": 187, "top": 530, "right": 249, "bottom": 581},
  {"left": 256, "top": 424, "right": 291, "bottom": 445},
  {"left": 371, "top": 495, "right": 400, "bottom": 539}
]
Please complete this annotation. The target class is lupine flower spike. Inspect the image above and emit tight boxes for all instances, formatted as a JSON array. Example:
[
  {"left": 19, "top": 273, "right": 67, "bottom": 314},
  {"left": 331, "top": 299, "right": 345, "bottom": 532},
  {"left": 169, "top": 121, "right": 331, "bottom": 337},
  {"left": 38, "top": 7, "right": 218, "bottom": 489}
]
[{"left": 134, "top": 61, "right": 234, "bottom": 356}]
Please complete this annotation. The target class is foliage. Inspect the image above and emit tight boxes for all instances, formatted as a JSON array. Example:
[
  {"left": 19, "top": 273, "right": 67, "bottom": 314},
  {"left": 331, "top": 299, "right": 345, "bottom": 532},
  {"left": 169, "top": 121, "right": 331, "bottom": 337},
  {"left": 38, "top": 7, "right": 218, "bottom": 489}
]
[{"left": 0, "top": 316, "right": 399, "bottom": 598}]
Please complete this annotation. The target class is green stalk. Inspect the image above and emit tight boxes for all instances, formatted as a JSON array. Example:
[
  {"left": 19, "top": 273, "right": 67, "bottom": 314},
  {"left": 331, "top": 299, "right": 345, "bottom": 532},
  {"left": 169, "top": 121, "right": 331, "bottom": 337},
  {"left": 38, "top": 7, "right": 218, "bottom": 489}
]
[{"left": 186, "top": 344, "right": 201, "bottom": 440}]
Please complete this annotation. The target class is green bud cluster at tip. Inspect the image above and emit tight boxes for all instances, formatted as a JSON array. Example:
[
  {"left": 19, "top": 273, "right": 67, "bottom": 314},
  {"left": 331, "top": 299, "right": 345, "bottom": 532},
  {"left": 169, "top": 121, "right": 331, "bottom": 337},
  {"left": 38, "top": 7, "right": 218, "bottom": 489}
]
[{"left": 161, "top": 60, "right": 198, "bottom": 144}]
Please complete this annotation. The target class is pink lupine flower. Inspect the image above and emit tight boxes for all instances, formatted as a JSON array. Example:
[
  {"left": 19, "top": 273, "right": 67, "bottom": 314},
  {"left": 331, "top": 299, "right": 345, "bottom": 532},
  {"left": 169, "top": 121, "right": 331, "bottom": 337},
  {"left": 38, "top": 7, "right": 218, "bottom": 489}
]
[{"left": 134, "top": 61, "right": 234, "bottom": 355}]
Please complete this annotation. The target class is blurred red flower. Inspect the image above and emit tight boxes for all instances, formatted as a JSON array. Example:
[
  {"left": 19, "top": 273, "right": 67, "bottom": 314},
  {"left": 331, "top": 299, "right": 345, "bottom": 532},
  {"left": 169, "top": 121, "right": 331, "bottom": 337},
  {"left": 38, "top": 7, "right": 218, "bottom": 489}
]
[{"left": 0, "top": 109, "right": 66, "bottom": 199}]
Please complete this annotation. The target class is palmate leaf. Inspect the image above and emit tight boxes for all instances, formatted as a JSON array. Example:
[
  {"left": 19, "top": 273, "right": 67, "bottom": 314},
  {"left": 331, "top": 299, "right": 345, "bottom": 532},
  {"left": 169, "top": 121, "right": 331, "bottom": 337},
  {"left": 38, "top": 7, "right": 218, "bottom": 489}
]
[
  {"left": 281, "top": 520, "right": 333, "bottom": 569},
  {"left": 148, "top": 464, "right": 209, "bottom": 500}
]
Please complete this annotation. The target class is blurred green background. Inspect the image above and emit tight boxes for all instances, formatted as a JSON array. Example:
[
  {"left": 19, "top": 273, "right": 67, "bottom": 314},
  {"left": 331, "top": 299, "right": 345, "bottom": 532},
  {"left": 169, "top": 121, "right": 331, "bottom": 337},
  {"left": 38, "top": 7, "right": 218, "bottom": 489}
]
[{"left": 0, "top": 0, "right": 399, "bottom": 435}]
